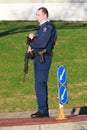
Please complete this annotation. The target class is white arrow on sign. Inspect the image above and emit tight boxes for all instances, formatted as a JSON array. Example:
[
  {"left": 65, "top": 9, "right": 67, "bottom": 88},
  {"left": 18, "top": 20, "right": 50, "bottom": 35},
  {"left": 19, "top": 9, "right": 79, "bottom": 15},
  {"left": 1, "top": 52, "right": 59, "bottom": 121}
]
[
  {"left": 61, "top": 87, "right": 66, "bottom": 100},
  {"left": 60, "top": 68, "right": 65, "bottom": 81}
]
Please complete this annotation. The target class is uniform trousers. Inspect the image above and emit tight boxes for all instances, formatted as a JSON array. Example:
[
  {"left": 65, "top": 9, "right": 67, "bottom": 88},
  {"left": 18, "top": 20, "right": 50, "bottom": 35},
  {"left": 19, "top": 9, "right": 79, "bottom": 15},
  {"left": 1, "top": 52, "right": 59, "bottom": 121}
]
[{"left": 34, "top": 55, "right": 52, "bottom": 114}]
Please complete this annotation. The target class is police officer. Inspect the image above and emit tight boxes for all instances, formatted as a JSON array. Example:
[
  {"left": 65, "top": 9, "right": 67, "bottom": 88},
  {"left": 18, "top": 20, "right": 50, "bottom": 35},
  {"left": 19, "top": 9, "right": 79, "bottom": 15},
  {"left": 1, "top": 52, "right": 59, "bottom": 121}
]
[{"left": 28, "top": 7, "right": 57, "bottom": 118}]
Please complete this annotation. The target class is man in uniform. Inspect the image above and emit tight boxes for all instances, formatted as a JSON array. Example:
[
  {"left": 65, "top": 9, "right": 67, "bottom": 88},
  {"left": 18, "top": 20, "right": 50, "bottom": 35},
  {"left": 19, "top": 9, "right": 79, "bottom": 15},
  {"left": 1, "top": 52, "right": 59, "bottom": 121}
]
[{"left": 28, "top": 7, "right": 57, "bottom": 118}]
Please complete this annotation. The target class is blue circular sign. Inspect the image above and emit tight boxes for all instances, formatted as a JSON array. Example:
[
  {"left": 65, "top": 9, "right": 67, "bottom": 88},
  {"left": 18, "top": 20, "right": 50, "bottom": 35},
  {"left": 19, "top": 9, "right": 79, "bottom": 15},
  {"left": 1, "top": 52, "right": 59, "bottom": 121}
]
[
  {"left": 57, "top": 65, "right": 66, "bottom": 84},
  {"left": 58, "top": 85, "right": 68, "bottom": 104}
]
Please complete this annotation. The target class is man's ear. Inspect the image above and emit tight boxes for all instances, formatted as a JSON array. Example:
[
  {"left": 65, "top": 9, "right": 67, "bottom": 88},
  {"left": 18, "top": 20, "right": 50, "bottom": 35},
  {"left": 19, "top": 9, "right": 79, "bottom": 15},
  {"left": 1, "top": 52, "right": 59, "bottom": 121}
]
[{"left": 44, "top": 14, "right": 47, "bottom": 19}]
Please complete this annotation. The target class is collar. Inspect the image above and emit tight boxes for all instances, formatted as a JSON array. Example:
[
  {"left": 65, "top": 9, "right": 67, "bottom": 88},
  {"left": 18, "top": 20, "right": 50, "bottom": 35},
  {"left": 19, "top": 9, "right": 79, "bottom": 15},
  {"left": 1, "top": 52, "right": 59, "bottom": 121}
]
[{"left": 40, "top": 19, "right": 50, "bottom": 26}]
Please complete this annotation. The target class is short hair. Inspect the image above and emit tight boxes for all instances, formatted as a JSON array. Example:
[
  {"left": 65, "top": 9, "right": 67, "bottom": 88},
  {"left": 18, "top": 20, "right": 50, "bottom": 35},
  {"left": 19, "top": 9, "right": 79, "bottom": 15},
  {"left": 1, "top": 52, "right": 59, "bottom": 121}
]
[{"left": 37, "top": 7, "right": 48, "bottom": 17}]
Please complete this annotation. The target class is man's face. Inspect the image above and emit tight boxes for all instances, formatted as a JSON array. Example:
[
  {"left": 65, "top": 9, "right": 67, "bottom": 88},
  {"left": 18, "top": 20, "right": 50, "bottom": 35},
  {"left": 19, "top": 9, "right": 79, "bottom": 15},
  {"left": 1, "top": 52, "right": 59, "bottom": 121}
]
[{"left": 36, "top": 9, "right": 47, "bottom": 23}]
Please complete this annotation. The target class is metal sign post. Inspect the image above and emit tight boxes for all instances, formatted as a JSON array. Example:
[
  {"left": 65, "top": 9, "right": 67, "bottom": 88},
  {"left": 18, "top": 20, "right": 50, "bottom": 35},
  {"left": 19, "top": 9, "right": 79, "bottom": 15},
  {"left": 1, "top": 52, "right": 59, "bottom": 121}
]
[{"left": 56, "top": 65, "right": 68, "bottom": 120}]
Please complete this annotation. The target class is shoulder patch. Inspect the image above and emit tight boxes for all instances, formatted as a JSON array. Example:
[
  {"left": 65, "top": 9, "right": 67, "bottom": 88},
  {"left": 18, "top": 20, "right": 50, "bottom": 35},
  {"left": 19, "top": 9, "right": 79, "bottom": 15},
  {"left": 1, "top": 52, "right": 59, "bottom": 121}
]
[{"left": 43, "top": 27, "right": 47, "bottom": 32}]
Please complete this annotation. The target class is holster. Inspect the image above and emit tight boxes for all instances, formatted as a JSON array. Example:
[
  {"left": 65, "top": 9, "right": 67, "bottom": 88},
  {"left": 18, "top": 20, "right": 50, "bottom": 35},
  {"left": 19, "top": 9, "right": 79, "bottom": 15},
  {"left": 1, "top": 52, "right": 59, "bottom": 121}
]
[{"left": 37, "top": 50, "right": 53, "bottom": 64}]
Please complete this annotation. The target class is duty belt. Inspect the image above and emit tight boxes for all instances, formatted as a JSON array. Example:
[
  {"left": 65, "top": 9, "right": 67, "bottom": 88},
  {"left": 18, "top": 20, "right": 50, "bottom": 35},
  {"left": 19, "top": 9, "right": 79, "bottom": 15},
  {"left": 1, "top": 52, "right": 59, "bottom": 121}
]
[
  {"left": 45, "top": 51, "right": 53, "bottom": 56},
  {"left": 36, "top": 50, "right": 53, "bottom": 63}
]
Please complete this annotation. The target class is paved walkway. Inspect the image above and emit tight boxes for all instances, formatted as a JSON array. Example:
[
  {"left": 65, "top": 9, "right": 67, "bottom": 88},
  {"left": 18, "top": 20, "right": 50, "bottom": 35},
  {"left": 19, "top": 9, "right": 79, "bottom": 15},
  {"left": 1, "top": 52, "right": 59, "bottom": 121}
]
[{"left": 0, "top": 107, "right": 87, "bottom": 130}]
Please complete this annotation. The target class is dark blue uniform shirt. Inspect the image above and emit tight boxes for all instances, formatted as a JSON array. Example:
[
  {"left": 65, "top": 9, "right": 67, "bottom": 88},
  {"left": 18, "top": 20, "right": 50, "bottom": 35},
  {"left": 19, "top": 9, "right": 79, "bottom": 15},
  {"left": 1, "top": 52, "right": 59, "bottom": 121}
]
[{"left": 30, "top": 21, "right": 57, "bottom": 52}]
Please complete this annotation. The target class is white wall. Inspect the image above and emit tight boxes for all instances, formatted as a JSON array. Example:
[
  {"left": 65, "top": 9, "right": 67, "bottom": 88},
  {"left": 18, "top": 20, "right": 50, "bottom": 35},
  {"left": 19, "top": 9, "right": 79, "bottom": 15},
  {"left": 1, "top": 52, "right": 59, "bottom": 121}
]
[
  {"left": 0, "top": 0, "right": 87, "bottom": 3},
  {"left": 0, "top": 3, "right": 87, "bottom": 21}
]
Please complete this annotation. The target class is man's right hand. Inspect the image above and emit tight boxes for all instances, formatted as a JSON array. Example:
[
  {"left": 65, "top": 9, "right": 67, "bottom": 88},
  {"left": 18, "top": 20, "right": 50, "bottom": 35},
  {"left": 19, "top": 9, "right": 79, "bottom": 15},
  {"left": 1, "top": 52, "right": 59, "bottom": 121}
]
[
  {"left": 28, "top": 46, "right": 33, "bottom": 52},
  {"left": 29, "top": 33, "right": 35, "bottom": 40}
]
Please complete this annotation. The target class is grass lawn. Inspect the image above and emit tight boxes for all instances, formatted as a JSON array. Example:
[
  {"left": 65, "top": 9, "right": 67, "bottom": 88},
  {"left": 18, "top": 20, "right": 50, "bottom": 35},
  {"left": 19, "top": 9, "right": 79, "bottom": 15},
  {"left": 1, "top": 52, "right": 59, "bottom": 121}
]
[{"left": 0, "top": 21, "right": 87, "bottom": 113}]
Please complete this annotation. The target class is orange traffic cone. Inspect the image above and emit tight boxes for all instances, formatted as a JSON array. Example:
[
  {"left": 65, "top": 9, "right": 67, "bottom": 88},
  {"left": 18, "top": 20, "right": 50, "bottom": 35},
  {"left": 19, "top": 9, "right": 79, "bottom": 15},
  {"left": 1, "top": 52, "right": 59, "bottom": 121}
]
[{"left": 56, "top": 107, "right": 67, "bottom": 120}]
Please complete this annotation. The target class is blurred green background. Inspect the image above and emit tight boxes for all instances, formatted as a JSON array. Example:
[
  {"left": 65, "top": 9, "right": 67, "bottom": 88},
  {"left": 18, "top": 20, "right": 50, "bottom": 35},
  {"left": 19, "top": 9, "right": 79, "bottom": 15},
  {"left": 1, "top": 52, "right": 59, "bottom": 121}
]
[{"left": 0, "top": 21, "right": 87, "bottom": 113}]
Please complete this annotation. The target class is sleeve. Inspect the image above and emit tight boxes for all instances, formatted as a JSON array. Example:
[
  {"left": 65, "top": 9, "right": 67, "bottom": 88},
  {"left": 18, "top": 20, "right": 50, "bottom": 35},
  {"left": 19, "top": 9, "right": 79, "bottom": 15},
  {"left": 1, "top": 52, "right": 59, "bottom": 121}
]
[{"left": 30, "top": 25, "right": 53, "bottom": 49}]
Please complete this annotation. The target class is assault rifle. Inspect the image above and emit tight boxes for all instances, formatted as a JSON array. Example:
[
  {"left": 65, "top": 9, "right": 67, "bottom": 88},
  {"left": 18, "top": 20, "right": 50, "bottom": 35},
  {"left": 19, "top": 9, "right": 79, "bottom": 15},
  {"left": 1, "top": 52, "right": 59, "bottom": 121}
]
[{"left": 23, "top": 37, "right": 34, "bottom": 82}]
